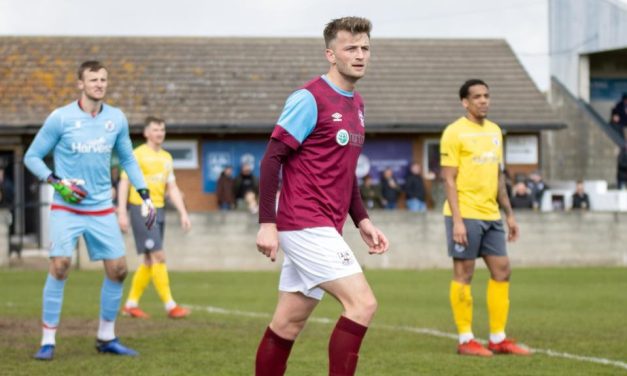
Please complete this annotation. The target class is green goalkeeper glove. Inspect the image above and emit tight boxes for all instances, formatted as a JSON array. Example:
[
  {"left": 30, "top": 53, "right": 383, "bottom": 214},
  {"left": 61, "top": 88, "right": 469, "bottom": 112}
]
[{"left": 47, "top": 174, "right": 87, "bottom": 204}]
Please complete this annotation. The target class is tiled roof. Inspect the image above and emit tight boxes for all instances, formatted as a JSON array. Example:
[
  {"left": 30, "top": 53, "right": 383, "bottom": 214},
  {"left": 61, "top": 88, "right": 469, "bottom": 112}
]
[{"left": 0, "top": 37, "right": 562, "bottom": 133}]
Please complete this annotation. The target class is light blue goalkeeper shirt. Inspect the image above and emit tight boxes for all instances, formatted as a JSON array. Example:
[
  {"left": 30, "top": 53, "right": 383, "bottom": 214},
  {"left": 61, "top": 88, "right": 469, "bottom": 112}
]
[{"left": 24, "top": 101, "right": 147, "bottom": 211}]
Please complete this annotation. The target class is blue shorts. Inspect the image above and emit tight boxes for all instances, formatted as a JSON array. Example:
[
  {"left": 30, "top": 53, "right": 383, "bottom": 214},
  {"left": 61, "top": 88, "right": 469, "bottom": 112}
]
[{"left": 49, "top": 209, "right": 125, "bottom": 261}]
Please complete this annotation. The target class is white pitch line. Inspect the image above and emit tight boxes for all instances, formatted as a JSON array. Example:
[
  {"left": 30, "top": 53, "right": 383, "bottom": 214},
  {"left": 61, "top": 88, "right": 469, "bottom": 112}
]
[{"left": 186, "top": 304, "right": 627, "bottom": 372}]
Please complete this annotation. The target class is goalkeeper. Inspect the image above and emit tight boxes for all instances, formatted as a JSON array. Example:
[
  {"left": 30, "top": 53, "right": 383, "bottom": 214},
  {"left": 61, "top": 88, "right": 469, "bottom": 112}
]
[{"left": 24, "top": 61, "right": 155, "bottom": 361}]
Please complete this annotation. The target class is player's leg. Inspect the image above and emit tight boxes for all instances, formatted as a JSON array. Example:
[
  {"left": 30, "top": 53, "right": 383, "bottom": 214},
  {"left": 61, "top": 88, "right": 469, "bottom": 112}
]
[
  {"left": 319, "top": 273, "right": 377, "bottom": 376},
  {"left": 446, "top": 217, "right": 492, "bottom": 356},
  {"left": 149, "top": 249, "right": 189, "bottom": 318},
  {"left": 123, "top": 205, "right": 154, "bottom": 318},
  {"left": 122, "top": 252, "right": 152, "bottom": 318},
  {"left": 86, "top": 213, "right": 137, "bottom": 356},
  {"left": 35, "top": 210, "right": 82, "bottom": 360},
  {"left": 482, "top": 221, "right": 529, "bottom": 355},
  {"left": 256, "top": 291, "right": 319, "bottom": 376}
]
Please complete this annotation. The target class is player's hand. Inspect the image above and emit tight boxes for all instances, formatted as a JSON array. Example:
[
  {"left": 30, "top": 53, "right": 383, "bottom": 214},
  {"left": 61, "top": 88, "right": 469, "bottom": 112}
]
[
  {"left": 358, "top": 219, "right": 389, "bottom": 254},
  {"left": 47, "top": 174, "right": 87, "bottom": 204},
  {"left": 452, "top": 218, "right": 468, "bottom": 247},
  {"left": 505, "top": 214, "right": 519, "bottom": 242},
  {"left": 256, "top": 223, "right": 279, "bottom": 262},
  {"left": 137, "top": 188, "right": 156, "bottom": 230},
  {"left": 180, "top": 213, "right": 192, "bottom": 232},
  {"left": 118, "top": 210, "right": 129, "bottom": 233}
]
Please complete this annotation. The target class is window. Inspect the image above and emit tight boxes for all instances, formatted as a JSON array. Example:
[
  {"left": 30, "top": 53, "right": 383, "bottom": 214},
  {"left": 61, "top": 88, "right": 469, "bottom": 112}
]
[
  {"left": 162, "top": 140, "right": 198, "bottom": 169},
  {"left": 423, "top": 138, "right": 441, "bottom": 177}
]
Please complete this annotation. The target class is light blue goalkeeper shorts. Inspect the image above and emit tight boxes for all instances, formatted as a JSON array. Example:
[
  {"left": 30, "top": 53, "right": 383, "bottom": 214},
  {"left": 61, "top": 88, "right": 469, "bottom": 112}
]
[{"left": 49, "top": 206, "right": 125, "bottom": 261}]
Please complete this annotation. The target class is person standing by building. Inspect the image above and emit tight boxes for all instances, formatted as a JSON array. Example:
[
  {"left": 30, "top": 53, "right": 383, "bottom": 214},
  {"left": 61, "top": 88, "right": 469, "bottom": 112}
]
[
  {"left": 25, "top": 60, "right": 155, "bottom": 360},
  {"left": 441, "top": 79, "right": 529, "bottom": 357},
  {"left": 404, "top": 162, "right": 426, "bottom": 212},
  {"left": 118, "top": 116, "right": 191, "bottom": 319},
  {"left": 216, "top": 165, "right": 236, "bottom": 210},
  {"left": 255, "top": 17, "right": 389, "bottom": 376}
]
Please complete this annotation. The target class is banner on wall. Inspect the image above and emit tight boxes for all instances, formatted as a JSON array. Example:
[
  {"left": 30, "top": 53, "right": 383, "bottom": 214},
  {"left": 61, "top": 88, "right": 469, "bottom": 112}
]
[
  {"left": 357, "top": 140, "right": 413, "bottom": 184},
  {"left": 591, "top": 78, "right": 627, "bottom": 101},
  {"left": 202, "top": 140, "right": 267, "bottom": 193},
  {"left": 202, "top": 139, "right": 414, "bottom": 193}
]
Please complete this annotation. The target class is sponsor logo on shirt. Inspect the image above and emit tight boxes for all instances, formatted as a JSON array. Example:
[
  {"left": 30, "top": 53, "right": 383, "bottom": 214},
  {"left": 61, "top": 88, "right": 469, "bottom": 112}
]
[
  {"left": 472, "top": 151, "right": 499, "bottom": 164},
  {"left": 71, "top": 137, "right": 113, "bottom": 154},
  {"left": 332, "top": 112, "right": 343, "bottom": 122},
  {"left": 336, "top": 129, "right": 349, "bottom": 146},
  {"left": 104, "top": 120, "right": 116, "bottom": 132},
  {"left": 337, "top": 251, "right": 353, "bottom": 265}
]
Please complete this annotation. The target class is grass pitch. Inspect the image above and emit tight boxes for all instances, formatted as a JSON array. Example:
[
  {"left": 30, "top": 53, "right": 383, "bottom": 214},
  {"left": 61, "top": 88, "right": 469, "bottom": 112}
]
[{"left": 0, "top": 267, "right": 626, "bottom": 375}]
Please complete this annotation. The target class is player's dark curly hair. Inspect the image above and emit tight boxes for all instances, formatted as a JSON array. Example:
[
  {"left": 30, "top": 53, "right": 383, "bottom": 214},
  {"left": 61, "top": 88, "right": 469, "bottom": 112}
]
[
  {"left": 459, "top": 79, "right": 489, "bottom": 99},
  {"left": 323, "top": 17, "right": 372, "bottom": 47},
  {"left": 77, "top": 60, "right": 107, "bottom": 80}
]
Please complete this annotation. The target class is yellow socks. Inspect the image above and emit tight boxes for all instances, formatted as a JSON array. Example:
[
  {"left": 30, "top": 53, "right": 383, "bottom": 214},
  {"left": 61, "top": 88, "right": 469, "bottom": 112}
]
[
  {"left": 450, "top": 280, "right": 473, "bottom": 338},
  {"left": 127, "top": 263, "right": 152, "bottom": 305},
  {"left": 487, "top": 278, "right": 510, "bottom": 341},
  {"left": 152, "top": 262, "right": 174, "bottom": 308}
]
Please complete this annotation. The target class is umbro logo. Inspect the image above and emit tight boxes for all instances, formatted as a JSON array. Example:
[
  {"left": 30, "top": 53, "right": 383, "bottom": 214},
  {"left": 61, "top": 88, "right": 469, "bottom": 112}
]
[{"left": 332, "top": 112, "right": 343, "bottom": 122}]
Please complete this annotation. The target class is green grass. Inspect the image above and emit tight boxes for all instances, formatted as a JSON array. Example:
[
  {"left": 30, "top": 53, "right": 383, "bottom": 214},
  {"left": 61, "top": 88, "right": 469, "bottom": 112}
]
[{"left": 1, "top": 267, "right": 626, "bottom": 375}]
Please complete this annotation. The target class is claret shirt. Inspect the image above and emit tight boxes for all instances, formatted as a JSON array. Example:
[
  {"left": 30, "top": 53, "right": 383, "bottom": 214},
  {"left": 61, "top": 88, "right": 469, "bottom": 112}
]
[{"left": 271, "top": 75, "right": 366, "bottom": 233}]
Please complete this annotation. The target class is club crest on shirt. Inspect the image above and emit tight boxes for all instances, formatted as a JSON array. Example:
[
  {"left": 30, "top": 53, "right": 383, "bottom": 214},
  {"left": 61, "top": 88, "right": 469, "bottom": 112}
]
[
  {"left": 336, "top": 129, "right": 349, "bottom": 146},
  {"left": 493, "top": 137, "right": 499, "bottom": 146},
  {"left": 332, "top": 112, "right": 343, "bottom": 122},
  {"left": 337, "top": 251, "right": 353, "bottom": 266},
  {"left": 358, "top": 110, "right": 365, "bottom": 127},
  {"left": 104, "top": 120, "right": 116, "bottom": 132},
  {"left": 74, "top": 120, "right": 82, "bottom": 129}
]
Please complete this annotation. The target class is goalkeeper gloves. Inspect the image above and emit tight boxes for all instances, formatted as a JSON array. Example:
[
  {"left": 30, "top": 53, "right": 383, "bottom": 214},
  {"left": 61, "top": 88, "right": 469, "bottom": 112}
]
[
  {"left": 47, "top": 174, "right": 87, "bottom": 204},
  {"left": 137, "top": 188, "right": 156, "bottom": 230}
]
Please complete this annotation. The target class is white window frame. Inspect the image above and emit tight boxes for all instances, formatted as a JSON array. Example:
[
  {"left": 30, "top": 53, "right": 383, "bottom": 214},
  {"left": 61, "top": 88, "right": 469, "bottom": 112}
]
[
  {"left": 423, "top": 138, "right": 441, "bottom": 175},
  {"left": 162, "top": 140, "right": 198, "bottom": 169}
]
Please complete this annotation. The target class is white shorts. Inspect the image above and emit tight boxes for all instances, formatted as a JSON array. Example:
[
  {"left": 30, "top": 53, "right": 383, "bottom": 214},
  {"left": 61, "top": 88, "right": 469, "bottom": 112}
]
[{"left": 278, "top": 227, "right": 363, "bottom": 300}]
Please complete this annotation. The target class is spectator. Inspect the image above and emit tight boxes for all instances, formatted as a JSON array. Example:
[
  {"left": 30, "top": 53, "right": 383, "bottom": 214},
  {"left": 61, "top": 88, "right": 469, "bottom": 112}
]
[
  {"left": 216, "top": 165, "right": 235, "bottom": 210},
  {"left": 0, "top": 163, "right": 15, "bottom": 209},
  {"left": 404, "top": 162, "right": 426, "bottom": 212},
  {"left": 510, "top": 182, "right": 533, "bottom": 209},
  {"left": 617, "top": 146, "right": 627, "bottom": 189},
  {"left": 526, "top": 171, "right": 548, "bottom": 210},
  {"left": 610, "top": 93, "right": 627, "bottom": 139},
  {"left": 359, "top": 175, "right": 384, "bottom": 209},
  {"left": 571, "top": 180, "right": 590, "bottom": 210},
  {"left": 234, "top": 163, "right": 259, "bottom": 213},
  {"left": 380, "top": 167, "right": 401, "bottom": 210}
]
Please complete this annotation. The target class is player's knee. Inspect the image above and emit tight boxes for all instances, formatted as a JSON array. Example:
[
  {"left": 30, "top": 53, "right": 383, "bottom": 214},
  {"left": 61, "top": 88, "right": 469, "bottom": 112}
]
[
  {"left": 271, "top": 318, "right": 304, "bottom": 340},
  {"left": 111, "top": 265, "right": 128, "bottom": 282},
  {"left": 50, "top": 259, "right": 71, "bottom": 280},
  {"left": 360, "top": 295, "right": 378, "bottom": 319}
]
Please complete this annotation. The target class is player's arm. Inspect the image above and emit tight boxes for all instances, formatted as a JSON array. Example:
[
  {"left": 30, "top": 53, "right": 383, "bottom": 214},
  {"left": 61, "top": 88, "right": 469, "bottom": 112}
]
[
  {"left": 256, "top": 139, "right": 292, "bottom": 262},
  {"left": 117, "top": 173, "right": 130, "bottom": 232},
  {"left": 440, "top": 128, "right": 468, "bottom": 246},
  {"left": 498, "top": 169, "right": 519, "bottom": 242},
  {"left": 349, "top": 179, "right": 389, "bottom": 254},
  {"left": 24, "top": 111, "right": 88, "bottom": 204},
  {"left": 114, "top": 116, "right": 155, "bottom": 229},
  {"left": 166, "top": 179, "right": 191, "bottom": 232},
  {"left": 256, "top": 89, "right": 317, "bottom": 262}
]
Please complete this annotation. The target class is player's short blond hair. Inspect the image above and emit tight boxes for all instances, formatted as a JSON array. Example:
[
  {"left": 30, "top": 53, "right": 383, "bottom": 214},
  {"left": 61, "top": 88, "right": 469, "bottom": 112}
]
[{"left": 323, "top": 17, "right": 372, "bottom": 48}]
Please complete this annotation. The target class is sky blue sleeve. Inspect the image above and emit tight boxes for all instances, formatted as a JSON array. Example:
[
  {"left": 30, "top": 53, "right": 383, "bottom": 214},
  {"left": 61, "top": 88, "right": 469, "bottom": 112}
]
[
  {"left": 114, "top": 114, "right": 147, "bottom": 190},
  {"left": 24, "top": 110, "right": 62, "bottom": 181},
  {"left": 276, "top": 89, "right": 317, "bottom": 144}
]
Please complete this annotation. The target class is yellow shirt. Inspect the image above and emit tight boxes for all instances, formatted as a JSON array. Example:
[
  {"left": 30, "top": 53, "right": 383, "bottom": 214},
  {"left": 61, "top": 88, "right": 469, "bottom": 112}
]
[
  {"left": 441, "top": 116, "right": 503, "bottom": 220},
  {"left": 121, "top": 144, "right": 175, "bottom": 208}
]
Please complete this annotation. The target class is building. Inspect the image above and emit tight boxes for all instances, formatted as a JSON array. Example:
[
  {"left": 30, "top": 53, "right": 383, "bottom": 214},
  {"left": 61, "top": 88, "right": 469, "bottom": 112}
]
[
  {"left": 0, "top": 36, "right": 561, "bottom": 248},
  {"left": 546, "top": 0, "right": 627, "bottom": 182}
]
